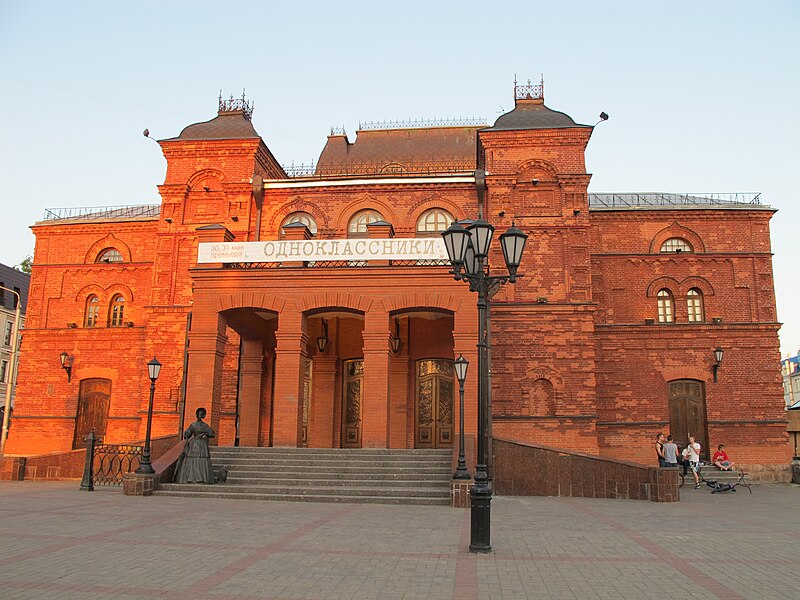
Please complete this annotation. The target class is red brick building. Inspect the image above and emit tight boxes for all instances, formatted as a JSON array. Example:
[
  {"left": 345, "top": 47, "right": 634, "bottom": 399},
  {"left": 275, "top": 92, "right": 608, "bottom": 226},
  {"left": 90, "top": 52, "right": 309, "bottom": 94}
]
[{"left": 5, "top": 84, "right": 790, "bottom": 475}]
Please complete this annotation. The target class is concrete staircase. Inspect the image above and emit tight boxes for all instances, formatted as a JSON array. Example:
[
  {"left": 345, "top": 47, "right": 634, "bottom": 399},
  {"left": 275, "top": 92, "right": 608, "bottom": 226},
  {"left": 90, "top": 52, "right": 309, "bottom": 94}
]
[
  {"left": 695, "top": 464, "right": 755, "bottom": 487},
  {"left": 154, "top": 447, "right": 453, "bottom": 505}
]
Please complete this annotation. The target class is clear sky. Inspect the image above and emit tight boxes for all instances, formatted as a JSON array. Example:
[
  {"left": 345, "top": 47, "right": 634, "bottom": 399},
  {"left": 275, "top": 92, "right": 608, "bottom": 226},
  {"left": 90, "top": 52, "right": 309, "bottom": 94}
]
[{"left": 1, "top": 1, "right": 798, "bottom": 355}]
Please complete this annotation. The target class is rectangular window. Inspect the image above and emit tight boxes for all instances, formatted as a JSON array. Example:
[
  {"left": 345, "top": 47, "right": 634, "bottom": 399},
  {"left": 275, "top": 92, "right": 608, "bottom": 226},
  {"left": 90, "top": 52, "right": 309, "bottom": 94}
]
[
  {"left": 3, "top": 321, "right": 12, "bottom": 346},
  {"left": 0, "top": 282, "right": 4, "bottom": 305},
  {"left": 0, "top": 360, "right": 7, "bottom": 383}
]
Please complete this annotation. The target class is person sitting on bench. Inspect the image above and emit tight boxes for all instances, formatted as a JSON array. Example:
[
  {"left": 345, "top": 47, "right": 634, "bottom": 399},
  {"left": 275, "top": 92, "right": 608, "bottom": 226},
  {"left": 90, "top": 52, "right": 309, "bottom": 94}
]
[{"left": 712, "top": 444, "right": 736, "bottom": 471}]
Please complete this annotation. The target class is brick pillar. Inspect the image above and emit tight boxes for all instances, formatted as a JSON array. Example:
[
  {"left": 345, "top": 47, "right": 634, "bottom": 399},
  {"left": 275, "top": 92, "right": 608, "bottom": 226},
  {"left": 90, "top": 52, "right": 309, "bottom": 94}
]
[
  {"left": 259, "top": 350, "right": 274, "bottom": 447},
  {"left": 272, "top": 305, "right": 307, "bottom": 446},
  {"left": 185, "top": 311, "right": 227, "bottom": 439},
  {"left": 238, "top": 338, "right": 264, "bottom": 446},
  {"left": 362, "top": 307, "right": 390, "bottom": 447},
  {"left": 389, "top": 354, "right": 410, "bottom": 448},
  {"left": 310, "top": 356, "right": 337, "bottom": 447},
  {"left": 454, "top": 306, "right": 479, "bottom": 468}
]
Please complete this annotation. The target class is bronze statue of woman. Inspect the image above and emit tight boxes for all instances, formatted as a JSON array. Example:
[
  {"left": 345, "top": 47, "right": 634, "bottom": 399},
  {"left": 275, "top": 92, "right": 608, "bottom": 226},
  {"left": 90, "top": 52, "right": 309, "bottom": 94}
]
[{"left": 174, "top": 407, "right": 216, "bottom": 484}]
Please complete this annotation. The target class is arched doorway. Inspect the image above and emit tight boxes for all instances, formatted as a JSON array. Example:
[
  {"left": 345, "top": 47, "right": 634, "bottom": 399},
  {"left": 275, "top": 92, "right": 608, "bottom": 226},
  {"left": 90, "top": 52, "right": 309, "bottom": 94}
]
[
  {"left": 667, "top": 379, "right": 709, "bottom": 459},
  {"left": 415, "top": 358, "right": 454, "bottom": 449},
  {"left": 72, "top": 378, "right": 112, "bottom": 449}
]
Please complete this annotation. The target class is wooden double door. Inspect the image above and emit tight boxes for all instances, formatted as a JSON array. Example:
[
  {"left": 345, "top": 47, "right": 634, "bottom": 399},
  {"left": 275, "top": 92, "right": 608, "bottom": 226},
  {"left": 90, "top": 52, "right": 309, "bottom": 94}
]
[
  {"left": 667, "top": 379, "right": 709, "bottom": 459},
  {"left": 339, "top": 358, "right": 454, "bottom": 449}
]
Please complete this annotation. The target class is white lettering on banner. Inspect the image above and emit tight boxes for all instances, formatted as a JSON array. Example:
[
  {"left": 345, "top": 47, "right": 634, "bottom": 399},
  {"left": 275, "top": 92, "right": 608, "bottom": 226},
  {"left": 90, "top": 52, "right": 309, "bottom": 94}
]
[{"left": 197, "top": 238, "right": 448, "bottom": 264}]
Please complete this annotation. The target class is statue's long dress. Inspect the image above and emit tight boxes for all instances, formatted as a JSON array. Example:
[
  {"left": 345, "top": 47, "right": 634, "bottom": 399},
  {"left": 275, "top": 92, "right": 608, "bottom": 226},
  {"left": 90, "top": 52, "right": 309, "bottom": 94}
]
[{"left": 174, "top": 420, "right": 216, "bottom": 484}]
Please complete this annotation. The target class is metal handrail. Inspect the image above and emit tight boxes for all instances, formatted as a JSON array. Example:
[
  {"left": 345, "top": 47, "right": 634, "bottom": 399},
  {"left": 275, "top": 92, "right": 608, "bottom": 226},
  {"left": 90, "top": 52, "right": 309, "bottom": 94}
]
[
  {"left": 43, "top": 205, "right": 161, "bottom": 222},
  {"left": 589, "top": 193, "right": 762, "bottom": 208}
]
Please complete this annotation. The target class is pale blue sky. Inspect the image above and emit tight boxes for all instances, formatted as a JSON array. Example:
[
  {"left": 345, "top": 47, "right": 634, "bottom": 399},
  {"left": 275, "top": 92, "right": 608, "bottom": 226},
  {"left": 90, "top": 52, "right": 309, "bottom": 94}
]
[{"left": 1, "top": 1, "right": 798, "bottom": 354}]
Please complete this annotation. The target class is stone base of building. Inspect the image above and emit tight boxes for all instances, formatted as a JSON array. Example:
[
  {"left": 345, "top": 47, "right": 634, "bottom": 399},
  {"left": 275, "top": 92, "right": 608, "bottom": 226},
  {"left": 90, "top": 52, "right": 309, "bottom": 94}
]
[
  {"left": 741, "top": 463, "right": 793, "bottom": 483},
  {"left": 0, "top": 456, "right": 27, "bottom": 480}
]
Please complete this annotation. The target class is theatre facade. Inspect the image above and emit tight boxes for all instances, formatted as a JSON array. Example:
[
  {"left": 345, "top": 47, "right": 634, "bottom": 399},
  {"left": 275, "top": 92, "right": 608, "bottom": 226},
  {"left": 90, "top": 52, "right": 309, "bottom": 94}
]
[{"left": 6, "top": 83, "right": 790, "bottom": 473}]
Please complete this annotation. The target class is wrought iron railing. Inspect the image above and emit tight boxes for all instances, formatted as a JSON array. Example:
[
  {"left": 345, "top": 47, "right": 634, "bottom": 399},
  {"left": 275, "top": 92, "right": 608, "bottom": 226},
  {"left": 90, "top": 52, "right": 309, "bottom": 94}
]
[
  {"left": 79, "top": 429, "right": 143, "bottom": 490},
  {"left": 588, "top": 193, "right": 763, "bottom": 208},
  {"left": 515, "top": 76, "right": 544, "bottom": 101},
  {"left": 223, "top": 259, "right": 450, "bottom": 269},
  {"left": 330, "top": 125, "right": 346, "bottom": 136},
  {"left": 218, "top": 91, "right": 253, "bottom": 121},
  {"left": 358, "top": 117, "right": 486, "bottom": 130},
  {"left": 93, "top": 444, "right": 143, "bottom": 486},
  {"left": 43, "top": 204, "right": 161, "bottom": 222},
  {"left": 282, "top": 160, "right": 476, "bottom": 179}
]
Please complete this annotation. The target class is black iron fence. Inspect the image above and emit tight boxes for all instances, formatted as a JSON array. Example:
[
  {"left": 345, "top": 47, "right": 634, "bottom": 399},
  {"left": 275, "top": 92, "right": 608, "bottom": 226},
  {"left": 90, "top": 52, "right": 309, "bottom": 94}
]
[{"left": 80, "top": 429, "right": 143, "bottom": 490}]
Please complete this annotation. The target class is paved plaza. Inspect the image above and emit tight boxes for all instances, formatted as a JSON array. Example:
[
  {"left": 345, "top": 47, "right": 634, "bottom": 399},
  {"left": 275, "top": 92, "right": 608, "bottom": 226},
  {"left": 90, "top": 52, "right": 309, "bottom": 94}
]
[{"left": 1, "top": 481, "right": 798, "bottom": 599}]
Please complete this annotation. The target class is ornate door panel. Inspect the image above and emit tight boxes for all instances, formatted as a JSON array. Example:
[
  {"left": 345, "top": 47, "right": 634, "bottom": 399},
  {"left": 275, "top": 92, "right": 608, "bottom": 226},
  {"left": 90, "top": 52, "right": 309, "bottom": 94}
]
[
  {"left": 301, "top": 358, "right": 312, "bottom": 447},
  {"left": 415, "top": 359, "right": 454, "bottom": 449},
  {"left": 72, "top": 378, "right": 112, "bottom": 449},
  {"left": 342, "top": 360, "right": 363, "bottom": 448},
  {"left": 668, "top": 379, "right": 709, "bottom": 459}
]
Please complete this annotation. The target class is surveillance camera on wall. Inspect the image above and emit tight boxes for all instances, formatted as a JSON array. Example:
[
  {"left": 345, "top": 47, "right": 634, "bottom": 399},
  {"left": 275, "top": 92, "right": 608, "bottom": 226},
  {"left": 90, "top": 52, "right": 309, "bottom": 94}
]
[{"left": 531, "top": 179, "right": 539, "bottom": 185}]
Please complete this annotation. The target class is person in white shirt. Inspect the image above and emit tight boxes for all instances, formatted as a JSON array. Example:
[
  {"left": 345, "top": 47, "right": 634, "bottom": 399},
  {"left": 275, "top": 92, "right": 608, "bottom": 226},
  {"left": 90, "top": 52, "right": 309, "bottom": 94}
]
[{"left": 686, "top": 434, "right": 702, "bottom": 488}]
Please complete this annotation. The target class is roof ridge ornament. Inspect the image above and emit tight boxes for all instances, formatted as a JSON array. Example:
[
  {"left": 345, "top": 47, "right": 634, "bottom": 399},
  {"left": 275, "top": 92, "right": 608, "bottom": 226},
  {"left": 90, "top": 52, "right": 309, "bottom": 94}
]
[
  {"left": 218, "top": 89, "right": 254, "bottom": 121},
  {"left": 514, "top": 75, "right": 544, "bottom": 104}
]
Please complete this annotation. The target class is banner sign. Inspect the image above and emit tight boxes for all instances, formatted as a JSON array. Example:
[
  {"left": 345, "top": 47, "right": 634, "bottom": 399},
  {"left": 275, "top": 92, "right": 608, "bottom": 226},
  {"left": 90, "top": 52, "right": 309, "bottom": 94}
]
[{"left": 197, "top": 238, "right": 448, "bottom": 264}]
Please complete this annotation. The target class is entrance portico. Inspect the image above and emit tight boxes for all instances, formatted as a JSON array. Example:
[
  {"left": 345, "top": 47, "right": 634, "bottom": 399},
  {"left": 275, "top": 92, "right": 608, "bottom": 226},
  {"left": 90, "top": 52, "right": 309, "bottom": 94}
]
[{"left": 184, "top": 257, "right": 479, "bottom": 450}]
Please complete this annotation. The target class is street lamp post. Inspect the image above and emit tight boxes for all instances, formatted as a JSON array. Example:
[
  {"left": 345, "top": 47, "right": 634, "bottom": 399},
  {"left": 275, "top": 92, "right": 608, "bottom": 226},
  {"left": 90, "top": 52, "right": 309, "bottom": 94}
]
[
  {"left": 453, "top": 354, "right": 470, "bottom": 480},
  {"left": 442, "top": 218, "right": 528, "bottom": 553},
  {"left": 135, "top": 357, "right": 162, "bottom": 474},
  {"left": 0, "top": 285, "right": 21, "bottom": 455}
]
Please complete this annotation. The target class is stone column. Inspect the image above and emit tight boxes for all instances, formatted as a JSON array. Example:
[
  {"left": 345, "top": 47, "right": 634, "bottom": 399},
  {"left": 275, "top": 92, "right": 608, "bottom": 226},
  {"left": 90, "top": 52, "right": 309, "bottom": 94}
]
[
  {"left": 272, "top": 305, "right": 307, "bottom": 446},
  {"left": 362, "top": 307, "right": 390, "bottom": 447},
  {"left": 238, "top": 338, "right": 264, "bottom": 447}
]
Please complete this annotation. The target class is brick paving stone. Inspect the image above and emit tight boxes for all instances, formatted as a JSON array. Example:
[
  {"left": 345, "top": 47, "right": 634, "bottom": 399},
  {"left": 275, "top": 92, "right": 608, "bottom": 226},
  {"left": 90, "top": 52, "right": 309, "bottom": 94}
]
[{"left": 1, "top": 481, "right": 798, "bottom": 599}]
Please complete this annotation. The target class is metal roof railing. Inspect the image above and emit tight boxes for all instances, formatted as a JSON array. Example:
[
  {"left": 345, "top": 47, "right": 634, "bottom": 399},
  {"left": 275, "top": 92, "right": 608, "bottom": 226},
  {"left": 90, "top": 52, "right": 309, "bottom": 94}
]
[
  {"left": 43, "top": 204, "right": 161, "bottom": 222},
  {"left": 589, "top": 193, "right": 762, "bottom": 208}
]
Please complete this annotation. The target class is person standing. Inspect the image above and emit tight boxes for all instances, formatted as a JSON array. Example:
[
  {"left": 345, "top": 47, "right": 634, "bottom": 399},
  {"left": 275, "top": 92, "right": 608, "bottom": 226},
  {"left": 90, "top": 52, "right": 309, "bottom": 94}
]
[
  {"left": 686, "top": 434, "right": 702, "bottom": 488},
  {"left": 662, "top": 435, "right": 679, "bottom": 468},
  {"left": 655, "top": 433, "right": 666, "bottom": 467}
]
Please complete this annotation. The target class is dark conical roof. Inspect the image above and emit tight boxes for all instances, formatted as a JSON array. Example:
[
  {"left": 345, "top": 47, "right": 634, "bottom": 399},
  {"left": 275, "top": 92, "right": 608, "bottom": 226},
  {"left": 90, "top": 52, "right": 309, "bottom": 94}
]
[
  {"left": 164, "top": 96, "right": 260, "bottom": 142},
  {"left": 485, "top": 99, "right": 589, "bottom": 132}
]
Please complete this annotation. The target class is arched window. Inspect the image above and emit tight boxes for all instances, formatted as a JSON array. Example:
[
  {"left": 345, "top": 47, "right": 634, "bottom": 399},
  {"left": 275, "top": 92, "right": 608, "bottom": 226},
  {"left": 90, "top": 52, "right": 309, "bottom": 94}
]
[
  {"left": 109, "top": 295, "right": 125, "bottom": 327},
  {"left": 97, "top": 248, "right": 123, "bottom": 263},
  {"left": 85, "top": 295, "right": 100, "bottom": 327},
  {"left": 687, "top": 288, "right": 704, "bottom": 322},
  {"left": 348, "top": 209, "right": 383, "bottom": 237},
  {"left": 657, "top": 289, "right": 674, "bottom": 323},
  {"left": 281, "top": 212, "right": 318, "bottom": 235},
  {"left": 416, "top": 208, "right": 454, "bottom": 236},
  {"left": 660, "top": 238, "right": 693, "bottom": 253}
]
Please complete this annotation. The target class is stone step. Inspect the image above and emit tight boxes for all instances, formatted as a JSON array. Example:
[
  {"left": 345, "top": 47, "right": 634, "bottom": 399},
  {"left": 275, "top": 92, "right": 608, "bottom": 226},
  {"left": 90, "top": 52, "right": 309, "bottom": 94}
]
[
  {"left": 213, "top": 460, "right": 451, "bottom": 468},
  {"left": 210, "top": 448, "right": 451, "bottom": 456},
  {"left": 224, "top": 471, "right": 450, "bottom": 482},
  {"left": 152, "top": 489, "right": 450, "bottom": 506},
  {"left": 167, "top": 447, "right": 453, "bottom": 506},
  {"left": 159, "top": 482, "right": 449, "bottom": 498},
  {"left": 211, "top": 464, "right": 452, "bottom": 475},
  {"left": 223, "top": 476, "right": 446, "bottom": 488}
]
